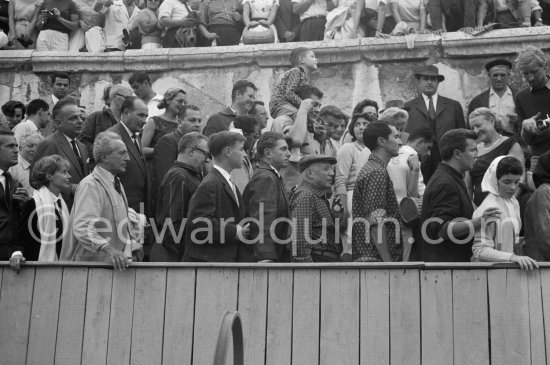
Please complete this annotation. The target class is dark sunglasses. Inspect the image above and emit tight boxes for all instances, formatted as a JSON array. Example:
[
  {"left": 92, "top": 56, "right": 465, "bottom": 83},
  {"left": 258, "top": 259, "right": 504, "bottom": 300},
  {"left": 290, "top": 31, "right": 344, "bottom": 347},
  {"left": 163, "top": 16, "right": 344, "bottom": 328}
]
[{"left": 193, "top": 146, "right": 212, "bottom": 160}]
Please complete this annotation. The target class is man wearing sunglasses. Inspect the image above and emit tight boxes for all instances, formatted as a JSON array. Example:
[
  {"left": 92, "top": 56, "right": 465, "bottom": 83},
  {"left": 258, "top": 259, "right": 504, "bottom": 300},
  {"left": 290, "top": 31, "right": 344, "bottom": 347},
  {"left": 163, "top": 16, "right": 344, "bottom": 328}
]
[{"left": 151, "top": 132, "right": 210, "bottom": 262}]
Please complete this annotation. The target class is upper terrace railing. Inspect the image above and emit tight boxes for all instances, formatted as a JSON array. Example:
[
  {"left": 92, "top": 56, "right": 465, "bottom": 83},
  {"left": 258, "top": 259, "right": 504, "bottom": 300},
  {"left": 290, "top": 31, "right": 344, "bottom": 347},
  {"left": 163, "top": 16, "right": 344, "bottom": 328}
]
[{"left": 0, "top": 261, "right": 549, "bottom": 365}]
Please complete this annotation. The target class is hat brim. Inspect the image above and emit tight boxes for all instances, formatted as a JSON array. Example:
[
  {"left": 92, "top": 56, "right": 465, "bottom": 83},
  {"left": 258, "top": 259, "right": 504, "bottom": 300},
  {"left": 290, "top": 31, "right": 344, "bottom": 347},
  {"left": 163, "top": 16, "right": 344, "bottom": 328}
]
[
  {"left": 414, "top": 73, "right": 445, "bottom": 82},
  {"left": 299, "top": 156, "right": 337, "bottom": 172},
  {"left": 484, "top": 59, "right": 513, "bottom": 72}
]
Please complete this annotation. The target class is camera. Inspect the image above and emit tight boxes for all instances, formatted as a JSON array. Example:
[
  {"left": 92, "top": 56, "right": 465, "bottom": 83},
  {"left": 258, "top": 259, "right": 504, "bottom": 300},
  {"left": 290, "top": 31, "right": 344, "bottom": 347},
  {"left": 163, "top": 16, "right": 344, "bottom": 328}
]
[{"left": 536, "top": 114, "right": 550, "bottom": 131}]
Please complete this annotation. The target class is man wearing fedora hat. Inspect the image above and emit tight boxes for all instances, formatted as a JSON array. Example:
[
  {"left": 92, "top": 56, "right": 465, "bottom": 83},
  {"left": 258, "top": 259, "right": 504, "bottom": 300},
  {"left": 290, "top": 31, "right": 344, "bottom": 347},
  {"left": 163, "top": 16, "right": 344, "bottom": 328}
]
[
  {"left": 468, "top": 59, "right": 517, "bottom": 136},
  {"left": 404, "top": 64, "right": 466, "bottom": 182}
]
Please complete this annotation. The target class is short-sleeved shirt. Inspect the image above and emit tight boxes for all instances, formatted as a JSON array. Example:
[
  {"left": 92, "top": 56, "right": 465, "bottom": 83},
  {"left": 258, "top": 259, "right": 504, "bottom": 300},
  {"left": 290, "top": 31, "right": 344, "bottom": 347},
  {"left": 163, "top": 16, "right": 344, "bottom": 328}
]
[
  {"left": 42, "top": 0, "right": 78, "bottom": 34},
  {"left": 158, "top": 0, "right": 189, "bottom": 20},
  {"left": 291, "top": 0, "right": 327, "bottom": 21},
  {"left": 242, "top": 0, "right": 279, "bottom": 19},
  {"left": 199, "top": 0, "right": 242, "bottom": 26}
]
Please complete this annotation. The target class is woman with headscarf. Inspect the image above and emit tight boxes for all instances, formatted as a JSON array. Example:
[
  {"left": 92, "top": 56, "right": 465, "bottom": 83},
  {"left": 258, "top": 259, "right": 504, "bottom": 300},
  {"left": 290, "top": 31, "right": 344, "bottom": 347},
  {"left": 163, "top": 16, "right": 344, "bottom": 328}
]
[
  {"left": 525, "top": 151, "right": 550, "bottom": 261},
  {"left": 472, "top": 155, "right": 537, "bottom": 270}
]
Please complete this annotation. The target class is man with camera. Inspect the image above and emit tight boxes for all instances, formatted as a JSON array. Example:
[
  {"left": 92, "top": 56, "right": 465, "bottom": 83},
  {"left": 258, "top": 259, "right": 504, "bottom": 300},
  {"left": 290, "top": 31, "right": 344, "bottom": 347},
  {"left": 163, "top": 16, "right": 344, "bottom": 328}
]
[
  {"left": 35, "top": 0, "right": 80, "bottom": 51},
  {"left": 515, "top": 46, "right": 550, "bottom": 190},
  {"left": 97, "top": 0, "right": 140, "bottom": 51}
]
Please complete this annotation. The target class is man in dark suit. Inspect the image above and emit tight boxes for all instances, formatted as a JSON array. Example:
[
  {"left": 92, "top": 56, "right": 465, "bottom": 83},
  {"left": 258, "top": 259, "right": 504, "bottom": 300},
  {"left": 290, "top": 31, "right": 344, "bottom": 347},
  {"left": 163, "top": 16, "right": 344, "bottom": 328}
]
[
  {"left": 153, "top": 105, "right": 202, "bottom": 186},
  {"left": 184, "top": 131, "right": 252, "bottom": 262},
  {"left": 32, "top": 98, "right": 89, "bottom": 209},
  {"left": 0, "top": 131, "right": 29, "bottom": 270},
  {"left": 404, "top": 65, "right": 466, "bottom": 182},
  {"left": 468, "top": 59, "right": 517, "bottom": 136},
  {"left": 202, "top": 80, "right": 257, "bottom": 136},
  {"left": 243, "top": 132, "right": 291, "bottom": 262},
  {"left": 107, "top": 96, "right": 151, "bottom": 217}
]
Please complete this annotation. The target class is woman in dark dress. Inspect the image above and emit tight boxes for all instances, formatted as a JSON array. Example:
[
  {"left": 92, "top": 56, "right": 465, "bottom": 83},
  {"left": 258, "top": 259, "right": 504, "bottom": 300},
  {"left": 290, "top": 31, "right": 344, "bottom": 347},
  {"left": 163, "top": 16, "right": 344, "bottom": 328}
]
[
  {"left": 466, "top": 108, "right": 525, "bottom": 206},
  {"left": 13, "top": 155, "right": 71, "bottom": 262}
]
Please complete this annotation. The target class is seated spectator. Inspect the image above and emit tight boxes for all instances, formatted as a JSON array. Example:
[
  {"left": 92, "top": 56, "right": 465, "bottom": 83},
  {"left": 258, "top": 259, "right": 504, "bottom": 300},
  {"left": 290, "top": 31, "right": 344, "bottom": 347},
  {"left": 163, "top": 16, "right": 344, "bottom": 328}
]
[
  {"left": 472, "top": 156, "right": 537, "bottom": 270},
  {"left": 135, "top": 0, "right": 162, "bottom": 49},
  {"left": 61, "top": 131, "right": 145, "bottom": 269},
  {"left": 35, "top": 0, "right": 80, "bottom": 51},
  {"left": 7, "top": 0, "right": 41, "bottom": 49},
  {"left": 98, "top": 0, "right": 140, "bottom": 52},
  {"left": 9, "top": 133, "right": 41, "bottom": 196},
  {"left": 13, "top": 99, "right": 49, "bottom": 143},
  {"left": 274, "top": 0, "right": 300, "bottom": 41},
  {"left": 13, "top": 155, "right": 70, "bottom": 263},
  {"left": 476, "top": 0, "right": 543, "bottom": 28},
  {"left": 198, "top": 0, "right": 243, "bottom": 46},
  {"left": 292, "top": 0, "right": 329, "bottom": 41},
  {"left": 324, "top": 0, "right": 364, "bottom": 39},
  {"left": 525, "top": 151, "right": 550, "bottom": 260},
  {"left": 129, "top": 71, "right": 163, "bottom": 118},
  {"left": 429, "top": 0, "right": 476, "bottom": 33},
  {"left": 151, "top": 132, "right": 210, "bottom": 262},
  {"left": 319, "top": 105, "right": 345, "bottom": 158},
  {"left": 158, "top": 0, "right": 197, "bottom": 48},
  {"left": 289, "top": 154, "right": 341, "bottom": 262},
  {"left": 358, "top": 0, "right": 400, "bottom": 38},
  {"left": 241, "top": 0, "right": 278, "bottom": 44},
  {"left": 141, "top": 88, "right": 187, "bottom": 159},
  {"left": 230, "top": 115, "right": 259, "bottom": 193},
  {"left": 395, "top": 0, "right": 428, "bottom": 32},
  {"left": 1, "top": 100, "right": 26, "bottom": 129}
]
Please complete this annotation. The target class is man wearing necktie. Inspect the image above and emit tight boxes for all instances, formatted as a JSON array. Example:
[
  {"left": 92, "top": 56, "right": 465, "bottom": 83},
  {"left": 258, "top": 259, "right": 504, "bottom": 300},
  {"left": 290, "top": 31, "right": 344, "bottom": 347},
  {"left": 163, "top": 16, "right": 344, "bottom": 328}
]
[
  {"left": 32, "top": 99, "right": 89, "bottom": 210},
  {"left": 184, "top": 131, "right": 253, "bottom": 262},
  {"left": 404, "top": 65, "right": 466, "bottom": 182}
]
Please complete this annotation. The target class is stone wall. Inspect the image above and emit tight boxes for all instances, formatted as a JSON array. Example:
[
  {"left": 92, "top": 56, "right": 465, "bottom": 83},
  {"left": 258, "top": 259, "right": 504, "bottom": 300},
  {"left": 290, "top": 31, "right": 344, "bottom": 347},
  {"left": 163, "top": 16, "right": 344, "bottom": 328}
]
[{"left": 1, "top": 27, "right": 550, "bottom": 121}]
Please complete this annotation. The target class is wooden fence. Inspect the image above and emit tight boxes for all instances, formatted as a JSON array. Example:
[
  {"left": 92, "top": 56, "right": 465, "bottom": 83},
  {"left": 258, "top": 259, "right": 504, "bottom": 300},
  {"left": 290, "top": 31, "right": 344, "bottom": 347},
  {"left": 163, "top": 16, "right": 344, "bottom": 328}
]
[{"left": 0, "top": 262, "right": 549, "bottom": 365}]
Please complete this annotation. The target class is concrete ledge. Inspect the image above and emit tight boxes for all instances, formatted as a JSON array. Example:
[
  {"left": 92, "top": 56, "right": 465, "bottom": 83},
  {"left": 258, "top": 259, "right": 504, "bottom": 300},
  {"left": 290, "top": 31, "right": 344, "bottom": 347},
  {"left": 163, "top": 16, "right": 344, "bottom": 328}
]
[{"left": 3, "top": 27, "right": 548, "bottom": 74}]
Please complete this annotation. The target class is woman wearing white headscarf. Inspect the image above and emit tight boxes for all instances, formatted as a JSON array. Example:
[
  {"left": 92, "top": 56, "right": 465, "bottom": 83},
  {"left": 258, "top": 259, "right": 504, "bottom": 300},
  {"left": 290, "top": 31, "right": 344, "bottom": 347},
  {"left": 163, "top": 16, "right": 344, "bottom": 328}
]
[{"left": 471, "top": 155, "right": 538, "bottom": 270}]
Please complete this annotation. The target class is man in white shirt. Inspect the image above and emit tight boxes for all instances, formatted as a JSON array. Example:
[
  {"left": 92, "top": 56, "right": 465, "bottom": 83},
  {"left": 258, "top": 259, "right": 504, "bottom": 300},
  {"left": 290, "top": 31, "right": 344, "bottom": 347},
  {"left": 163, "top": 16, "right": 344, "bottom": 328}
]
[
  {"left": 292, "top": 0, "right": 328, "bottom": 41},
  {"left": 99, "top": 0, "right": 140, "bottom": 51},
  {"left": 129, "top": 71, "right": 163, "bottom": 119},
  {"left": 9, "top": 133, "right": 42, "bottom": 196},
  {"left": 468, "top": 59, "right": 517, "bottom": 136},
  {"left": 13, "top": 99, "right": 49, "bottom": 143}
]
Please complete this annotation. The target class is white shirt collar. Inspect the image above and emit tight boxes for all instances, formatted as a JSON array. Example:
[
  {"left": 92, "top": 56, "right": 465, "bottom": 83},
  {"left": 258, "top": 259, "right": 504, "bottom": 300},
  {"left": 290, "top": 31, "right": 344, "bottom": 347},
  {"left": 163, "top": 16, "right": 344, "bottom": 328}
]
[
  {"left": 18, "top": 155, "right": 30, "bottom": 169},
  {"left": 422, "top": 93, "right": 438, "bottom": 106},
  {"left": 489, "top": 86, "right": 512, "bottom": 96},
  {"left": 401, "top": 144, "right": 418, "bottom": 156},
  {"left": 63, "top": 133, "right": 76, "bottom": 144},
  {"left": 213, "top": 164, "right": 233, "bottom": 185},
  {"left": 52, "top": 95, "right": 59, "bottom": 105},
  {"left": 120, "top": 121, "right": 135, "bottom": 138}
]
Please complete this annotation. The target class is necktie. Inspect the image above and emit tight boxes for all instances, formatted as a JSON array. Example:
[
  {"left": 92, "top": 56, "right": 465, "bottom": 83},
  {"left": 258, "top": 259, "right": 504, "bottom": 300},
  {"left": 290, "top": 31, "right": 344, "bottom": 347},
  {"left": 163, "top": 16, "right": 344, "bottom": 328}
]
[
  {"left": 71, "top": 140, "right": 85, "bottom": 173},
  {"left": 229, "top": 177, "right": 239, "bottom": 207},
  {"left": 132, "top": 134, "right": 143, "bottom": 157},
  {"left": 428, "top": 96, "right": 436, "bottom": 121},
  {"left": 114, "top": 176, "right": 122, "bottom": 195}
]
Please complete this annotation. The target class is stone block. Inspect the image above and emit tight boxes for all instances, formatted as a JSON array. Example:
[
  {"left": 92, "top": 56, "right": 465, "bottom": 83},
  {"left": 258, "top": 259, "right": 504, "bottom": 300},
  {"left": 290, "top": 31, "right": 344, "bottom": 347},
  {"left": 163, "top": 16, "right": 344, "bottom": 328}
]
[
  {"left": 168, "top": 46, "right": 254, "bottom": 70},
  {"left": 0, "top": 50, "right": 33, "bottom": 70},
  {"left": 124, "top": 49, "right": 171, "bottom": 72},
  {"left": 32, "top": 51, "right": 126, "bottom": 73}
]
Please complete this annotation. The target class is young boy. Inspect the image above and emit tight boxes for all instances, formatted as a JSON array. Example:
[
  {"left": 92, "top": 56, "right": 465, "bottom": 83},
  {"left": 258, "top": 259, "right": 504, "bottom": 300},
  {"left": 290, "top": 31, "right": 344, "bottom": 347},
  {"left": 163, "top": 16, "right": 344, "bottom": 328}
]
[{"left": 269, "top": 47, "right": 318, "bottom": 119}]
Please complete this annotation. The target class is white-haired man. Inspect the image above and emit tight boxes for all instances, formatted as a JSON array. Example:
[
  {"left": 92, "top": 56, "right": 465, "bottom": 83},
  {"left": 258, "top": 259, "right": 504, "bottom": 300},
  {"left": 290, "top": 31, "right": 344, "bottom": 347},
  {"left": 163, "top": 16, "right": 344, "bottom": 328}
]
[{"left": 9, "top": 133, "right": 42, "bottom": 196}]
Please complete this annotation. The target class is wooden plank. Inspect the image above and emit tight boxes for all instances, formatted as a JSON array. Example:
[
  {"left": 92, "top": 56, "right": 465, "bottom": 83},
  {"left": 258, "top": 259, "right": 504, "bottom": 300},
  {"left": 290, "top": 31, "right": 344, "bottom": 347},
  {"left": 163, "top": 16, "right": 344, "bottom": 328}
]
[
  {"left": 162, "top": 268, "right": 196, "bottom": 365},
  {"left": 26, "top": 267, "right": 63, "bottom": 365},
  {"left": 55, "top": 267, "right": 89, "bottom": 365},
  {"left": 131, "top": 268, "right": 167, "bottom": 365},
  {"left": 420, "top": 270, "right": 453, "bottom": 365},
  {"left": 389, "top": 269, "right": 421, "bottom": 365},
  {"left": 0, "top": 267, "right": 35, "bottom": 365},
  {"left": 237, "top": 269, "right": 268, "bottom": 365},
  {"left": 526, "top": 270, "right": 546, "bottom": 365},
  {"left": 82, "top": 268, "right": 113, "bottom": 365},
  {"left": 540, "top": 270, "right": 550, "bottom": 365},
  {"left": 453, "top": 270, "right": 489, "bottom": 365},
  {"left": 360, "top": 270, "right": 389, "bottom": 365},
  {"left": 193, "top": 268, "right": 239, "bottom": 365},
  {"left": 320, "top": 269, "right": 360, "bottom": 365},
  {"left": 488, "top": 269, "right": 531, "bottom": 365},
  {"left": 106, "top": 269, "right": 136, "bottom": 365},
  {"left": 292, "top": 269, "right": 320, "bottom": 365},
  {"left": 265, "top": 269, "right": 293, "bottom": 365}
]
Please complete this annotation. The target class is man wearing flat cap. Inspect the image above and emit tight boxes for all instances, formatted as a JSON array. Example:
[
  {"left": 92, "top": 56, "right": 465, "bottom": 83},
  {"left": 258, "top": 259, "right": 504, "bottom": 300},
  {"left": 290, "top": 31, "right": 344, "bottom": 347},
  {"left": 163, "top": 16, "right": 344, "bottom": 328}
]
[
  {"left": 468, "top": 59, "right": 517, "bottom": 136},
  {"left": 289, "top": 154, "right": 342, "bottom": 262},
  {"left": 404, "top": 65, "right": 466, "bottom": 181}
]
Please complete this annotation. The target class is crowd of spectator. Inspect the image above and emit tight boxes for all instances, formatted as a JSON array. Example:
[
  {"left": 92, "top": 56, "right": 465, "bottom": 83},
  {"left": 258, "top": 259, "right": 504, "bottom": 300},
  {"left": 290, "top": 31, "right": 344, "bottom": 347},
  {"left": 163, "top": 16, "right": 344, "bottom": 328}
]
[
  {"left": 1, "top": 45, "right": 550, "bottom": 271},
  {"left": 1, "top": 0, "right": 550, "bottom": 51}
]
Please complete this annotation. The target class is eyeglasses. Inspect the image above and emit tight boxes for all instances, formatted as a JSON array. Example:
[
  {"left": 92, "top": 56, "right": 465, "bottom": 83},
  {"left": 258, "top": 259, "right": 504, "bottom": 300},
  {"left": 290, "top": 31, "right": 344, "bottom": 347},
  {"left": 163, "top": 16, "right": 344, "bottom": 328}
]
[
  {"left": 193, "top": 146, "right": 211, "bottom": 160},
  {"left": 114, "top": 93, "right": 130, "bottom": 99}
]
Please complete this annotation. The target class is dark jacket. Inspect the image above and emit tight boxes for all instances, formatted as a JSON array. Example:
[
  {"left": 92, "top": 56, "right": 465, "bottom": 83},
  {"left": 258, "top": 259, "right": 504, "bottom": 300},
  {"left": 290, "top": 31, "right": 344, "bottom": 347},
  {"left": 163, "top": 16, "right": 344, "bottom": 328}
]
[
  {"left": 418, "top": 163, "right": 474, "bottom": 262},
  {"left": 107, "top": 122, "right": 152, "bottom": 217},
  {"left": 153, "top": 127, "right": 186, "bottom": 187},
  {"left": 243, "top": 162, "right": 289, "bottom": 261},
  {"left": 184, "top": 167, "right": 253, "bottom": 262},
  {"left": 80, "top": 108, "right": 118, "bottom": 158},
  {"left": 428, "top": 0, "right": 476, "bottom": 31},
  {"left": 203, "top": 107, "right": 236, "bottom": 136},
  {"left": 0, "top": 174, "right": 25, "bottom": 260},
  {"left": 404, "top": 95, "right": 466, "bottom": 181},
  {"left": 32, "top": 131, "right": 89, "bottom": 209}
]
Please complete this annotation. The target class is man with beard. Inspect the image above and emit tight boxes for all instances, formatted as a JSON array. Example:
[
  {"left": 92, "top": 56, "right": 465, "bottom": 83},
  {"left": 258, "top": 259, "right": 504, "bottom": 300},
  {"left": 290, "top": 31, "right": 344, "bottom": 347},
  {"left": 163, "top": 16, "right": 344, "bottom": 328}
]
[
  {"left": 243, "top": 132, "right": 291, "bottom": 262},
  {"left": 203, "top": 80, "right": 257, "bottom": 136}
]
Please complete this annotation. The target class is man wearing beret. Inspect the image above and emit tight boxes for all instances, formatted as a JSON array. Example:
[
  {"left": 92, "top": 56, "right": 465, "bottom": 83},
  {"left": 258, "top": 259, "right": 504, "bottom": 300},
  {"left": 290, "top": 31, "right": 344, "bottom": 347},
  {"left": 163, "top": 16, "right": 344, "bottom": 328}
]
[
  {"left": 289, "top": 154, "right": 342, "bottom": 262},
  {"left": 468, "top": 59, "right": 517, "bottom": 136},
  {"left": 404, "top": 65, "right": 466, "bottom": 182}
]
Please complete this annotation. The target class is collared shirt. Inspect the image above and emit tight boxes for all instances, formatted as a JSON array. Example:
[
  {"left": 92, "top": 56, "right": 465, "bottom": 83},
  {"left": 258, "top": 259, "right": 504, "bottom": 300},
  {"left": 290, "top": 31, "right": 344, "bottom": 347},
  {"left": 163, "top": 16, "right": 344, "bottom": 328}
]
[
  {"left": 270, "top": 67, "right": 308, "bottom": 109},
  {"left": 489, "top": 86, "right": 515, "bottom": 134},
  {"left": 120, "top": 121, "right": 135, "bottom": 139},
  {"left": 158, "top": 0, "right": 189, "bottom": 20},
  {"left": 422, "top": 93, "right": 438, "bottom": 113},
  {"left": 387, "top": 144, "right": 426, "bottom": 203},
  {"left": 63, "top": 133, "right": 81, "bottom": 157},
  {"left": 102, "top": 0, "right": 141, "bottom": 50},
  {"left": 352, "top": 153, "right": 402, "bottom": 262},
  {"left": 0, "top": 167, "right": 6, "bottom": 191},
  {"left": 289, "top": 179, "right": 340, "bottom": 262},
  {"left": 291, "top": 0, "right": 327, "bottom": 21},
  {"left": 97, "top": 164, "right": 116, "bottom": 183},
  {"left": 12, "top": 119, "right": 41, "bottom": 143},
  {"left": 213, "top": 164, "right": 239, "bottom": 202},
  {"left": 9, "top": 155, "right": 33, "bottom": 196},
  {"left": 52, "top": 95, "right": 59, "bottom": 105},
  {"left": 199, "top": 0, "right": 242, "bottom": 25}
]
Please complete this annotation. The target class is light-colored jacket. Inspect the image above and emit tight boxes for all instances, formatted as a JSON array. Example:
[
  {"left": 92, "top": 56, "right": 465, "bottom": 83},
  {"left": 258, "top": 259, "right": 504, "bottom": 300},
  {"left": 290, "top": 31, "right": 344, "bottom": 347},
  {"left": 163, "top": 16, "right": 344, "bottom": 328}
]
[{"left": 60, "top": 165, "right": 142, "bottom": 262}]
